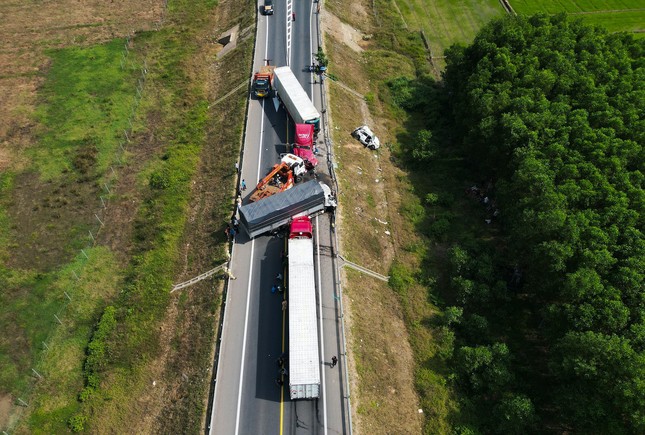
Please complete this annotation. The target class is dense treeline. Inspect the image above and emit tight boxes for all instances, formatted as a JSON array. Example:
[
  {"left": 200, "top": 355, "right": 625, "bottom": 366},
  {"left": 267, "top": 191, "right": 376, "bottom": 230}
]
[{"left": 398, "top": 13, "right": 644, "bottom": 433}]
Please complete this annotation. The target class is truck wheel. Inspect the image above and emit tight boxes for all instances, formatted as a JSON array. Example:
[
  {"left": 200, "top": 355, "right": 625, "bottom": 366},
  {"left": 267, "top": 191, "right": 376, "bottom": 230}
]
[{"left": 295, "top": 176, "right": 303, "bottom": 183}]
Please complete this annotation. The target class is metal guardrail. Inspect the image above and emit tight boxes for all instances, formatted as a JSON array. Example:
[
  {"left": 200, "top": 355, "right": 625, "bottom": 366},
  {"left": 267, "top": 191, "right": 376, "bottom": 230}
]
[
  {"left": 171, "top": 262, "right": 230, "bottom": 292},
  {"left": 338, "top": 255, "right": 390, "bottom": 282}
]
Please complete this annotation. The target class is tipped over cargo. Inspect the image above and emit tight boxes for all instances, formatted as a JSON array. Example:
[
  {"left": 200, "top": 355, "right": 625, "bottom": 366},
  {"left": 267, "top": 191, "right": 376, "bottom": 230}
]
[{"left": 239, "top": 181, "right": 336, "bottom": 239}]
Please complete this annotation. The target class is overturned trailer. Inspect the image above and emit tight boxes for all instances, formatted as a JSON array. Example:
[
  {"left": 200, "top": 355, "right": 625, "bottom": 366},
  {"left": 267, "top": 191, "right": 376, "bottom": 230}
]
[{"left": 238, "top": 180, "right": 335, "bottom": 239}]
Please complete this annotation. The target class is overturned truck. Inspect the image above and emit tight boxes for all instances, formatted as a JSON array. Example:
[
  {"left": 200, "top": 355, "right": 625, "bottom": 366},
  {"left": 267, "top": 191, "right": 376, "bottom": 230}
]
[{"left": 238, "top": 180, "right": 336, "bottom": 239}]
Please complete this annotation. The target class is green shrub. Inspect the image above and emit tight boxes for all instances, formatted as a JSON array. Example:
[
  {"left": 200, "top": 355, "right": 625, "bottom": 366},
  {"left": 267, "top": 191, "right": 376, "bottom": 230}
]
[
  {"left": 401, "top": 199, "right": 425, "bottom": 225},
  {"left": 68, "top": 414, "right": 87, "bottom": 432},
  {"left": 429, "top": 217, "right": 450, "bottom": 239},
  {"left": 389, "top": 261, "right": 415, "bottom": 295},
  {"left": 149, "top": 170, "right": 172, "bottom": 190}
]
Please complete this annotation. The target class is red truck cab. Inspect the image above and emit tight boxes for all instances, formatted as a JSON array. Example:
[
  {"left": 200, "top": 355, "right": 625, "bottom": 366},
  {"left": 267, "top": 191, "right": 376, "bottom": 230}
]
[
  {"left": 292, "top": 124, "right": 318, "bottom": 169},
  {"left": 289, "top": 216, "right": 313, "bottom": 239}
]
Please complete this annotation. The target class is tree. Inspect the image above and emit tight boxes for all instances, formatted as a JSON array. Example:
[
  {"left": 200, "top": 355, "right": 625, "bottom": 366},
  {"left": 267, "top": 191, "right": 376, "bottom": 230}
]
[
  {"left": 493, "top": 394, "right": 537, "bottom": 435},
  {"left": 439, "top": 12, "right": 645, "bottom": 433},
  {"left": 412, "top": 129, "right": 437, "bottom": 161},
  {"left": 551, "top": 331, "right": 645, "bottom": 432}
]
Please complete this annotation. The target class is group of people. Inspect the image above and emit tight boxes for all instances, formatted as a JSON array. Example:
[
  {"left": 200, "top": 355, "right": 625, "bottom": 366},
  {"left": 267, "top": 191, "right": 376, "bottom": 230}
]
[
  {"left": 224, "top": 174, "right": 248, "bottom": 243},
  {"left": 274, "top": 355, "right": 339, "bottom": 388},
  {"left": 466, "top": 183, "right": 500, "bottom": 224},
  {"left": 225, "top": 216, "right": 240, "bottom": 242},
  {"left": 275, "top": 354, "right": 287, "bottom": 386},
  {"left": 271, "top": 272, "right": 284, "bottom": 294}
]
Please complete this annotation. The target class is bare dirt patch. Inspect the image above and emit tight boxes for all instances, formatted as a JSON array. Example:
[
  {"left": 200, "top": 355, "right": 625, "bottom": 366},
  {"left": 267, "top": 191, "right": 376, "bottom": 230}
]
[
  {"left": 0, "top": 395, "right": 12, "bottom": 430},
  {"left": 325, "top": 0, "right": 373, "bottom": 34},
  {"left": 96, "top": 109, "right": 165, "bottom": 265},
  {"left": 321, "top": 10, "right": 367, "bottom": 53},
  {"left": 5, "top": 172, "right": 100, "bottom": 271}
]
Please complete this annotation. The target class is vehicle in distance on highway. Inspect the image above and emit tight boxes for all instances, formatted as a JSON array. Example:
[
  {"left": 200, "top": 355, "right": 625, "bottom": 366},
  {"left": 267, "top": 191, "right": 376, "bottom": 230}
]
[{"left": 263, "top": 0, "right": 274, "bottom": 15}]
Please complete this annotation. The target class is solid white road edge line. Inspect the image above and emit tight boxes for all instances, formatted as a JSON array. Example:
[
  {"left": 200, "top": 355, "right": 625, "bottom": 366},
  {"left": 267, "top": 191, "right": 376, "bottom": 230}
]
[
  {"left": 315, "top": 215, "right": 328, "bottom": 435},
  {"left": 233, "top": 13, "right": 270, "bottom": 435}
]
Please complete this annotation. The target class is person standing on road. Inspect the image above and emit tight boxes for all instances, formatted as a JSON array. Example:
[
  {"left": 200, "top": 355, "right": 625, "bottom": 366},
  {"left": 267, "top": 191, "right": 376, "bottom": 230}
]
[
  {"left": 241, "top": 179, "right": 247, "bottom": 191},
  {"left": 292, "top": 12, "right": 295, "bottom": 21},
  {"left": 331, "top": 356, "right": 338, "bottom": 368}
]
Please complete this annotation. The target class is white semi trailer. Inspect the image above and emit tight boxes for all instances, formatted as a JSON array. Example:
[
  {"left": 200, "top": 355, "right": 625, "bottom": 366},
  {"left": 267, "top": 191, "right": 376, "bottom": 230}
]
[
  {"left": 273, "top": 66, "right": 321, "bottom": 131},
  {"left": 287, "top": 216, "right": 320, "bottom": 399}
]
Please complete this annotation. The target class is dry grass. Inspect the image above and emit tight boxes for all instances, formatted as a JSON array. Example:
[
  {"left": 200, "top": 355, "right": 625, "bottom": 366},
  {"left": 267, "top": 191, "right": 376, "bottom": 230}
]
[
  {"left": 324, "top": 18, "right": 425, "bottom": 432},
  {"left": 74, "top": 0, "right": 255, "bottom": 432},
  {"left": 0, "top": 3, "right": 164, "bottom": 430},
  {"left": 0, "top": 0, "right": 163, "bottom": 170},
  {"left": 324, "top": 0, "right": 462, "bottom": 432}
]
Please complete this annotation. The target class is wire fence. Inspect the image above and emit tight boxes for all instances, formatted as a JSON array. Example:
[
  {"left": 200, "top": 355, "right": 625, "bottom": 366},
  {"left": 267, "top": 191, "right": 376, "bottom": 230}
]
[{"left": 3, "top": 5, "right": 169, "bottom": 432}]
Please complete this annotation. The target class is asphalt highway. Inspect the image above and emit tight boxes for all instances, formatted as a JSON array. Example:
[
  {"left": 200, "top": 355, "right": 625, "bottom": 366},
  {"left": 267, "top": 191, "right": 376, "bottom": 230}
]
[{"left": 208, "top": 1, "right": 349, "bottom": 434}]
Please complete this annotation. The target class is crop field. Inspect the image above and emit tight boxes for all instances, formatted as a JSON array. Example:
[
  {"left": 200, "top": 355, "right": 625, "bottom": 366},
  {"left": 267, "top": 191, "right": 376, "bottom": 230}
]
[
  {"left": 0, "top": 1, "right": 162, "bottom": 429},
  {"left": 393, "top": 0, "right": 504, "bottom": 68},
  {"left": 510, "top": 0, "right": 645, "bottom": 35}
]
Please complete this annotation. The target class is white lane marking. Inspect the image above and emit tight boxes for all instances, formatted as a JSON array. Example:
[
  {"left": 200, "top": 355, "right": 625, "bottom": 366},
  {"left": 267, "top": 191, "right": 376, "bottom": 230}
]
[
  {"left": 210, "top": 234, "right": 237, "bottom": 433},
  {"left": 286, "top": 0, "right": 292, "bottom": 65},
  {"left": 315, "top": 214, "right": 328, "bottom": 435},
  {"left": 309, "top": 0, "right": 315, "bottom": 98},
  {"left": 233, "top": 12, "right": 270, "bottom": 435},
  {"left": 233, "top": 240, "right": 255, "bottom": 435}
]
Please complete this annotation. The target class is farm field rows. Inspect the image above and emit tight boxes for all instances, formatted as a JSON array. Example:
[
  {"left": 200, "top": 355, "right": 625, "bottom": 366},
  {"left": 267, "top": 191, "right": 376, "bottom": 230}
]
[
  {"left": 510, "top": 0, "right": 645, "bottom": 35},
  {"left": 393, "top": 0, "right": 503, "bottom": 67},
  {"left": 392, "top": 0, "right": 644, "bottom": 70}
]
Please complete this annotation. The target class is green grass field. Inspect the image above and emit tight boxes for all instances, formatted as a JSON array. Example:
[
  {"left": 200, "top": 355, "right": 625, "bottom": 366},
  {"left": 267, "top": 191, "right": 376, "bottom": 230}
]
[
  {"left": 393, "top": 0, "right": 644, "bottom": 68},
  {"left": 32, "top": 39, "right": 139, "bottom": 181},
  {"left": 393, "top": 0, "right": 504, "bottom": 61},
  {"left": 511, "top": 0, "right": 645, "bottom": 35},
  {"left": 0, "top": 40, "right": 137, "bottom": 421}
]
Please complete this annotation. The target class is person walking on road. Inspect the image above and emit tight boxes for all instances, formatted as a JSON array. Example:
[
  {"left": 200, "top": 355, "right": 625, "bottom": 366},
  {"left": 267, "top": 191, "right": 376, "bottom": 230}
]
[
  {"left": 241, "top": 179, "right": 247, "bottom": 191},
  {"left": 292, "top": 12, "right": 295, "bottom": 21},
  {"left": 331, "top": 356, "right": 338, "bottom": 368}
]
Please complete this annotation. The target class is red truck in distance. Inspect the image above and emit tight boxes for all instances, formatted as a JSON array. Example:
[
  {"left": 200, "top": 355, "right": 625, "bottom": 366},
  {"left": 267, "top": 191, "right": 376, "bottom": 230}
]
[{"left": 292, "top": 123, "right": 318, "bottom": 170}]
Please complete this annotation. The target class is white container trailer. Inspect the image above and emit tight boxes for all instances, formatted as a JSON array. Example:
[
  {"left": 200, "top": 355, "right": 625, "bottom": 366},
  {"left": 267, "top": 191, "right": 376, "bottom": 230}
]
[
  {"left": 287, "top": 216, "right": 320, "bottom": 399},
  {"left": 273, "top": 66, "right": 321, "bottom": 131}
]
